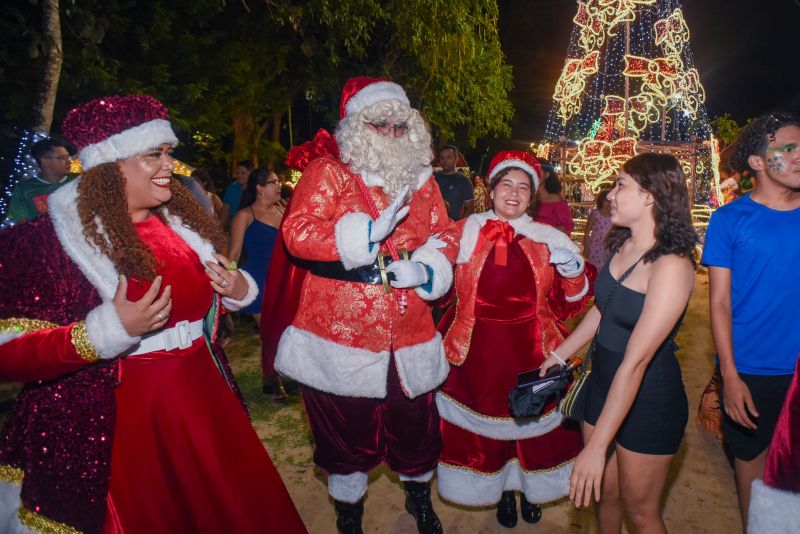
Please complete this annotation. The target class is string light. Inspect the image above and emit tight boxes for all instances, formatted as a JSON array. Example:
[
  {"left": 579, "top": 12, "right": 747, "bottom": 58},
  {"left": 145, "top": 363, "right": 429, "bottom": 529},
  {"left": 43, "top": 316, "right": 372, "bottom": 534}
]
[
  {"left": 1, "top": 129, "right": 49, "bottom": 224},
  {"left": 541, "top": 0, "right": 719, "bottom": 216}
]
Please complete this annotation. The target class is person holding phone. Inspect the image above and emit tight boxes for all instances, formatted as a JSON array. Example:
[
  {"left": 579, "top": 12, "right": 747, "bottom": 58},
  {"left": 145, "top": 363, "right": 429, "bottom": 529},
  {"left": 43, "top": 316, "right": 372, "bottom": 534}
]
[{"left": 436, "top": 151, "right": 592, "bottom": 528}]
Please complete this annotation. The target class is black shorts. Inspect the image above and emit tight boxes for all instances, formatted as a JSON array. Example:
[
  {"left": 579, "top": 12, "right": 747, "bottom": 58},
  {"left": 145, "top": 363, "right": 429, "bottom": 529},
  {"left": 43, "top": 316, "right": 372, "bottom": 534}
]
[{"left": 721, "top": 372, "right": 792, "bottom": 461}]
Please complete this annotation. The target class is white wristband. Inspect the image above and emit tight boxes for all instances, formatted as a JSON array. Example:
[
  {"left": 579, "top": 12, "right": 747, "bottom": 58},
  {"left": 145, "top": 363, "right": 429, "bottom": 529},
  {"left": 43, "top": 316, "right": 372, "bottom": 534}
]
[{"left": 549, "top": 351, "right": 567, "bottom": 366}]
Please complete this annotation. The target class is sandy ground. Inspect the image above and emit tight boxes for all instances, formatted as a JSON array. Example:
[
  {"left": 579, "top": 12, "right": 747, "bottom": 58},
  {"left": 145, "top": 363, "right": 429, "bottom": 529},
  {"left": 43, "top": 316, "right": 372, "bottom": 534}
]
[
  {"left": 241, "top": 270, "right": 742, "bottom": 534},
  {"left": 0, "top": 270, "right": 741, "bottom": 533}
]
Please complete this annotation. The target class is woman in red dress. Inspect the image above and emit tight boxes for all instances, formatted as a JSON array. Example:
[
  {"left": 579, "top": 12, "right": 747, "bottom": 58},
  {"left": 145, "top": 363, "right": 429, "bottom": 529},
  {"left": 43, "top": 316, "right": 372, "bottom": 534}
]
[
  {"left": 437, "top": 151, "right": 592, "bottom": 528},
  {"left": 0, "top": 95, "right": 305, "bottom": 533}
]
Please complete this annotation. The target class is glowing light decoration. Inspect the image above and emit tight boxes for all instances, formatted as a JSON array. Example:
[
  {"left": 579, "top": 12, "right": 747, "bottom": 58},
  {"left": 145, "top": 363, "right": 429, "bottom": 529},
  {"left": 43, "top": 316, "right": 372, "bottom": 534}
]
[
  {"left": 542, "top": 0, "right": 718, "bottom": 216},
  {"left": 552, "top": 51, "right": 600, "bottom": 123},
  {"left": 1, "top": 129, "right": 49, "bottom": 224}
]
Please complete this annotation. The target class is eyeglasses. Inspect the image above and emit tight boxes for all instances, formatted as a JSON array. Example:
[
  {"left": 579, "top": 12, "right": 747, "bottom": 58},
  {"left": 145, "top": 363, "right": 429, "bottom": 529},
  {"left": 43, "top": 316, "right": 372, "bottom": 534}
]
[
  {"left": 366, "top": 120, "right": 409, "bottom": 138},
  {"left": 43, "top": 155, "right": 71, "bottom": 162}
]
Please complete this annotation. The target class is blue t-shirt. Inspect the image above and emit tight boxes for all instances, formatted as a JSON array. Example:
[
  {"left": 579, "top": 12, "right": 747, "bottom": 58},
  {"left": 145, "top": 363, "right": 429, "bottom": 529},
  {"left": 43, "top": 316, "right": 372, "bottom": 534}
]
[
  {"left": 701, "top": 193, "right": 800, "bottom": 375},
  {"left": 223, "top": 182, "right": 244, "bottom": 214}
]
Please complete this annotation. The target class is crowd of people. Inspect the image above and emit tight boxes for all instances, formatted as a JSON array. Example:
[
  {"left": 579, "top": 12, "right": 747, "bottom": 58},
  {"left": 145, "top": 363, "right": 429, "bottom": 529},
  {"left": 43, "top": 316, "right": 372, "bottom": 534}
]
[{"left": 0, "top": 78, "right": 798, "bottom": 534}]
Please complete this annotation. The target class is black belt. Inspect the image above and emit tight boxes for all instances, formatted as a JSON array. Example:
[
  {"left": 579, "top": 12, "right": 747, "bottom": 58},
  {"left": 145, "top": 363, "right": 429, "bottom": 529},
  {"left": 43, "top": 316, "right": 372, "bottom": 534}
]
[{"left": 310, "top": 248, "right": 411, "bottom": 292}]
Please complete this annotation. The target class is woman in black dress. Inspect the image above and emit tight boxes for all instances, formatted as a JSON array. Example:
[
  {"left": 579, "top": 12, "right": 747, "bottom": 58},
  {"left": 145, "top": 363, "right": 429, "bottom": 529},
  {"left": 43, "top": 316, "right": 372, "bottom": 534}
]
[{"left": 540, "top": 153, "right": 697, "bottom": 533}]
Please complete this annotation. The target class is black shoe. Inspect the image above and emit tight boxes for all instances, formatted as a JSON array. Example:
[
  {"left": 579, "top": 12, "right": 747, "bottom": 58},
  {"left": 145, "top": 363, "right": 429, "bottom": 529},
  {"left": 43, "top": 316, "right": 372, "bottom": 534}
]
[
  {"left": 403, "top": 481, "right": 443, "bottom": 534},
  {"left": 520, "top": 497, "right": 542, "bottom": 524},
  {"left": 496, "top": 491, "right": 517, "bottom": 528},
  {"left": 334, "top": 499, "right": 364, "bottom": 534}
]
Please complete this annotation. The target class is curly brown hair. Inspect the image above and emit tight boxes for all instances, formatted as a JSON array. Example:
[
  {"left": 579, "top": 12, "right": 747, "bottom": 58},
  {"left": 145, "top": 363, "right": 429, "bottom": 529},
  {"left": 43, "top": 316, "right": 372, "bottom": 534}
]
[
  {"left": 606, "top": 153, "right": 699, "bottom": 265},
  {"left": 76, "top": 163, "right": 226, "bottom": 280},
  {"left": 729, "top": 112, "right": 800, "bottom": 174}
]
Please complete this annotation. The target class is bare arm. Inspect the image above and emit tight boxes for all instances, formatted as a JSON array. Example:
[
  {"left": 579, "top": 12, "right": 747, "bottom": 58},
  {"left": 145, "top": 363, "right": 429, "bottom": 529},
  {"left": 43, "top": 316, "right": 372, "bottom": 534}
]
[
  {"left": 228, "top": 210, "right": 251, "bottom": 264},
  {"left": 570, "top": 256, "right": 694, "bottom": 505},
  {"left": 709, "top": 266, "right": 758, "bottom": 428}
]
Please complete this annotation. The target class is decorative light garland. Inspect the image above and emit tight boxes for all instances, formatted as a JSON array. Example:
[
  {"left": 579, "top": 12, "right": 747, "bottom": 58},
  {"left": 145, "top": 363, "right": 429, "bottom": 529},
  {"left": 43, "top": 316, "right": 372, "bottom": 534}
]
[{"left": 1, "top": 129, "right": 49, "bottom": 223}]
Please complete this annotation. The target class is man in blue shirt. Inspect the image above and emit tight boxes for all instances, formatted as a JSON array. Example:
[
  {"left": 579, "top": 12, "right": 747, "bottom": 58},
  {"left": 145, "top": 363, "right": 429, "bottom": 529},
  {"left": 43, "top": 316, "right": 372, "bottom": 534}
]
[
  {"left": 220, "top": 159, "right": 254, "bottom": 225},
  {"left": 702, "top": 112, "right": 800, "bottom": 528}
]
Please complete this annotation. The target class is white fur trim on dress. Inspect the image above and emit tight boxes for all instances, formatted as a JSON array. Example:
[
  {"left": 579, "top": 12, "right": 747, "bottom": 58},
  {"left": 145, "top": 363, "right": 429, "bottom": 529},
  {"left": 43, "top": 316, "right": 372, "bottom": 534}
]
[
  {"left": 47, "top": 181, "right": 224, "bottom": 357},
  {"left": 344, "top": 81, "right": 409, "bottom": 117},
  {"left": 220, "top": 269, "right": 258, "bottom": 311},
  {"left": 335, "top": 212, "right": 378, "bottom": 270},
  {"left": 488, "top": 160, "right": 540, "bottom": 190},
  {"left": 411, "top": 246, "right": 453, "bottom": 301},
  {"left": 399, "top": 470, "right": 434, "bottom": 483},
  {"left": 0, "top": 481, "right": 35, "bottom": 534},
  {"left": 437, "top": 458, "right": 573, "bottom": 506},
  {"left": 276, "top": 326, "right": 390, "bottom": 398},
  {"left": 78, "top": 119, "right": 178, "bottom": 171},
  {"left": 394, "top": 333, "right": 449, "bottom": 399},
  {"left": 564, "top": 275, "right": 590, "bottom": 303},
  {"left": 359, "top": 166, "right": 433, "bottom": 192},
  {"left": 328, "top": 472, "right": 369, "bottom": 503},
  {"left": 457, "top": 211, "right": 581, "bottom": 266},
  {"left": 436, "top": 392, "right": 564, "bottom": 441},
  {"left": 85, "top": 301, "right": 140, "bottom": 358},
  {"left": 748, "top": 479, "right": 800, "bottom": 534}
]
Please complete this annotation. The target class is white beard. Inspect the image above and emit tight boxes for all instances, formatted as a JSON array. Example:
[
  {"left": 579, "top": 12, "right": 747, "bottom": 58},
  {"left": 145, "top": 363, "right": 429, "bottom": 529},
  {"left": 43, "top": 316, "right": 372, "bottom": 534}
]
[{"left": 336, "top": 102, "right": 433, "bottom": 201}]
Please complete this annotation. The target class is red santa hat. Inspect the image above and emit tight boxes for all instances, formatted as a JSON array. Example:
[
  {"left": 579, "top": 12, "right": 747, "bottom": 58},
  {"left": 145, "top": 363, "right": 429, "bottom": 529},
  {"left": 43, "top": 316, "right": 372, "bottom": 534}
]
[
  {"left": 62, "top": 95, "right": 179, "bottom": 171},
  {"left": 487, "top": 150, "right": 542, "bottom": 190},
  {"left": 339, "top": 77, "right": 410, "bottom": 120}
]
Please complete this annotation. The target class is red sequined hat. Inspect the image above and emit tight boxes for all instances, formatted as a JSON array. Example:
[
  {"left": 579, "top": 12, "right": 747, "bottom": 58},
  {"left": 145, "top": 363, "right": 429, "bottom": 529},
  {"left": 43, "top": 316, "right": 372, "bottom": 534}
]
[
  {"left": 487, "top": 150, "right": 542, "bottom": 190},
  {"left": 62, "top": 95, "right": 178, "bottom": 171},
  {"left": 339, "top": 77, "right": 409, "bottom": 120}
]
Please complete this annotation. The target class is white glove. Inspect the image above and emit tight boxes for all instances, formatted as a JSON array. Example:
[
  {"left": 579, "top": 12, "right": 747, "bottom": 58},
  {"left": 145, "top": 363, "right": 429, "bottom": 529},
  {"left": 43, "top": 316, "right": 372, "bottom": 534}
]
[
  {"left": 550, "top": 247, "right": 583, "bottom": 278},
  {"left": 370, "top": 185, "right": 411, "bottom": 243},
  {"left": 385, "top": 260, "right": 429, "bottom": 288},
  {"left": 424, "top": 233, "right": 447, "bottom": 250}
]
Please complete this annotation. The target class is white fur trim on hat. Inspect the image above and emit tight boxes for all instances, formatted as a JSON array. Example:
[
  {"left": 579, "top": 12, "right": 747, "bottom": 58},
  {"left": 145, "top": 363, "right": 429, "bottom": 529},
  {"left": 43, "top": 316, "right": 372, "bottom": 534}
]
[
  {"left": 344, "top": 81, "right": 409, "bottom": 117},
  {"left": 489, "top": 160, "right": 540, "bottom": 190},
  {"left": 78, "top": 118, "right": 178, "bottom": 171}
]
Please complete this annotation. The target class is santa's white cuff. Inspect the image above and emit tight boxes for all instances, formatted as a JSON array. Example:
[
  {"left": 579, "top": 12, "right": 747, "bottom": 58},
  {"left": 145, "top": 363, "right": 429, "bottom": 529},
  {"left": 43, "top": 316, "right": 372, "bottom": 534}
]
[
  {"left": 221, "top": 269, "right": 259, "bottom": 311},
  {"left": 564, "top": 275, "right": 590, "bottom": 303},
  {"left": 328, "top": 472, "right": 368, "bottom": 503},
  {"left": 85, "top": 301, "right": 140, "bottom": 358},
  {"left": 335, "top": 212, "right": 379, "bottom": 270},
  {"left": 410, "top": 245, "right": 453, "bottom": 301}
]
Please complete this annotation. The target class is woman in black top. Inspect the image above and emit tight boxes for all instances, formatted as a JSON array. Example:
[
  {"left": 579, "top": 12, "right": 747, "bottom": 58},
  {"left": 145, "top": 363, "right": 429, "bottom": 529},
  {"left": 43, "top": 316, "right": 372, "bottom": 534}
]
[{"left": 540, "top": 153, "right": 698, "bottom": 533}]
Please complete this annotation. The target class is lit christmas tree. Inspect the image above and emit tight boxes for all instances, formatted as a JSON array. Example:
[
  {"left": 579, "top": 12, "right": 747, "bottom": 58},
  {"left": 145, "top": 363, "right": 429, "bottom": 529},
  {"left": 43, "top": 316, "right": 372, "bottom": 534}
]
[{"left": 538, "top": 0, "right": 723, "bottom": 218}]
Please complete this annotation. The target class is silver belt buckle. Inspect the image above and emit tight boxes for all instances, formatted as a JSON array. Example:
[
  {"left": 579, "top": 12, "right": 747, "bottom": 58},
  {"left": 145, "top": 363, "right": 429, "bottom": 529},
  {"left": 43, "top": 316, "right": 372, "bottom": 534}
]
[{"left": 175, "top": 320, "right": 192, "bottom": 350}]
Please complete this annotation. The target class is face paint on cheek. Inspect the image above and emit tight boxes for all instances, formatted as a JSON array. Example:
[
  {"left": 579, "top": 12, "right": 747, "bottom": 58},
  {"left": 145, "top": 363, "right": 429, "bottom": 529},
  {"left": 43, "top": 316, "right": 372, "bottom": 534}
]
[{"left": 767, "top": 154, "right": 785, "bottom": 174}]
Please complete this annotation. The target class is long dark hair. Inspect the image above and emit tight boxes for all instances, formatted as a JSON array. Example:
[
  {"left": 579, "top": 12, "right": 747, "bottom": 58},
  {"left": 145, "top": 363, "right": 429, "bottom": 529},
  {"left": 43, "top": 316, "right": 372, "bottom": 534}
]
[
  {"left": 606, "top": 153, "right": 698, "bottom": 264},
  {"left": 239, "top": 167, "right": 273, "bottom": 210}
]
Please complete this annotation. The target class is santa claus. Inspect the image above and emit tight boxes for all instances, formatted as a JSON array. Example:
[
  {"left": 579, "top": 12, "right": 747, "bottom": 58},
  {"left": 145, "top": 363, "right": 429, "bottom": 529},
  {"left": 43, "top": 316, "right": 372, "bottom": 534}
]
[{"left": 275, "top": 77, "right": 458, "bottom": 533}]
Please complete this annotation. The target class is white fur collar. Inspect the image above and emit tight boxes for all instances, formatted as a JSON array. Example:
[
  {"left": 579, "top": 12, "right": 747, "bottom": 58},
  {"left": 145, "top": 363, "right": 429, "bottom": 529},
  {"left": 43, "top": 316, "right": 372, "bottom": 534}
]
[
  {"left": 456, "top": 211, "right": 579, "bottom": 264},
  {"left": 355, "top": 165, "right": 433, "bottom": 192},
  {"left": 47, "top": 179, "right": 217, "bottom": 301}
]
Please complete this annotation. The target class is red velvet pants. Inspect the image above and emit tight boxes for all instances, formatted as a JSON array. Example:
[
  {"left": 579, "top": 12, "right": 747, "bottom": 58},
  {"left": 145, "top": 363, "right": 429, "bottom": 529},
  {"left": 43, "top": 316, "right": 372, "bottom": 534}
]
[{"left": 300, "top": 358, "right": 441, "bottom": 477}]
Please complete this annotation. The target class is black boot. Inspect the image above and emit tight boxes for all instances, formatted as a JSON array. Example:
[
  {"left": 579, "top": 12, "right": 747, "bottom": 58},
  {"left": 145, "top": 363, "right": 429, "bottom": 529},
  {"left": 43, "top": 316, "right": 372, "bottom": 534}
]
[
  {"left": 520, "top": 496, "right": 542, "bottom": 524},
  {"left": 496, "top": 491, "right": 517, "bottom": 528},
  {"left": 334, "top": 499, "right": 364, "bottom": 534},
  {"left": 403, "top": 481, "right": 443, "bottom": 534}
]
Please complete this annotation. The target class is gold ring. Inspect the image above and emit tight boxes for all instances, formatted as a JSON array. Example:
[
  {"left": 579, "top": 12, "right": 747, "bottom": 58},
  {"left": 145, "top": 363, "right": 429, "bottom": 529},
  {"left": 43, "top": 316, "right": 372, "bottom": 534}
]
[{"left": 226, "top": 261, "right": 238, "bottom": 271}]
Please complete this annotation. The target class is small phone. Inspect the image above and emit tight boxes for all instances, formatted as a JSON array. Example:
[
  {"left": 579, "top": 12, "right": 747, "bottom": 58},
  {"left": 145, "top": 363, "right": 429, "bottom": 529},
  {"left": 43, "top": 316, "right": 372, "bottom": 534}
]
[{"left": 517, "top": 365, "right": 563, "bottom": 387}]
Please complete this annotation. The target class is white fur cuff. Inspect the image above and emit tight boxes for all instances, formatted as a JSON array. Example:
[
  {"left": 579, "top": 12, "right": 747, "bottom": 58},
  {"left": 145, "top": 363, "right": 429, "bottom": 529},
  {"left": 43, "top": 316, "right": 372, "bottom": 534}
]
[
  {"left": 221, "top": 269, "right": 258, "bottom": 311},
  {"left": 748, "top": 479, "right": 800, "bottom": 533},
  {"left": 399, "top": 470, "right": 434, "bottom": 483},
  {"left": 85, "top": 301, "right": 140, "bottom": 358},
  {"left": 411, "top": 246, "right": 453, "bottom": 301},
  {"left": 393, "top": 334, "right": 449, "bottom": 399},
  {"left": 335, "top": 212, "right": 379, "bottom": 270},
  {"left": 0, "top": 481, "right": 35, "bottom": 534},
  {"left": 437, "top": 459, "right": 572, "bottom": 507},
  {"left": 564, "top": 274, "right": 590, "bottom": 303},
  {"left": 328, "top": 472, "right": 369, "bottom": 503},
  {"left": 275, "top": 327, "right": 390, "bottom": 398}
]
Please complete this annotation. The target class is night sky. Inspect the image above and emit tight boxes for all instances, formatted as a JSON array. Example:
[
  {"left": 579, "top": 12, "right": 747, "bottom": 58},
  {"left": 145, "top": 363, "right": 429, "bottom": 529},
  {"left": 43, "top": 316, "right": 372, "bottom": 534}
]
[{"left": 496, "top": 0, "right": 800, "bottom": 149}]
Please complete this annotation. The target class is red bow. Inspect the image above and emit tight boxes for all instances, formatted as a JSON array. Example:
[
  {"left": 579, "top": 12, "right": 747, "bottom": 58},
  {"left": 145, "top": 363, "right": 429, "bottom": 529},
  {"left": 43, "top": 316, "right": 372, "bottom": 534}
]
[{"left": 481, "top": 220, "right": 515, "bottom": 266}]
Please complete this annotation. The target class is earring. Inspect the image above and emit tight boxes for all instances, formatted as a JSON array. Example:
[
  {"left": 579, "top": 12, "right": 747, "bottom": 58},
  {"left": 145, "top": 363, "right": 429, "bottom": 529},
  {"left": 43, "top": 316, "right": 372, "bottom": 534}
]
[{"left": 256, "top": 191, "right": 264, "bottom": 199}]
